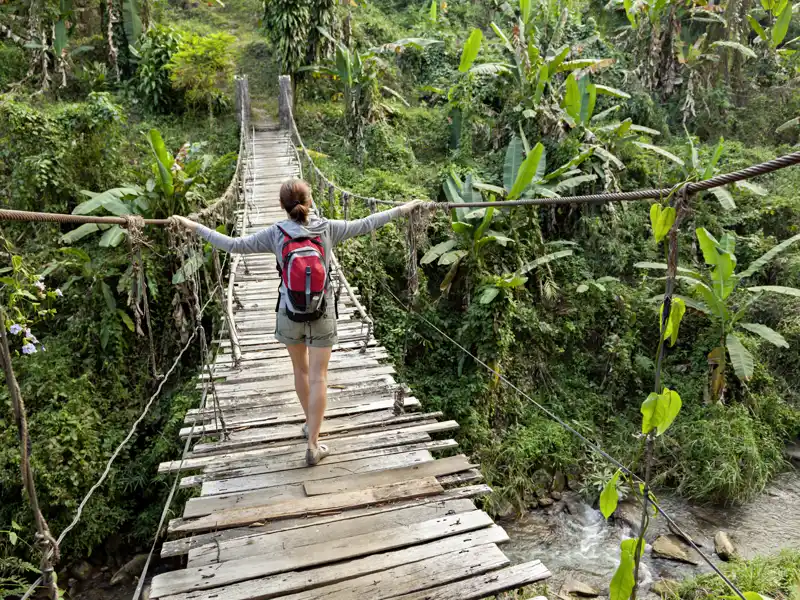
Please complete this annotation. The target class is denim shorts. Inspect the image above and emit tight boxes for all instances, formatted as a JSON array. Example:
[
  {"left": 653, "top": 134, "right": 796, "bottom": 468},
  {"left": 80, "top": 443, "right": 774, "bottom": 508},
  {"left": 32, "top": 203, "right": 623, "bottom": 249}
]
[{"left": 274, "top": 301, "right": 338, "bottom": 348}]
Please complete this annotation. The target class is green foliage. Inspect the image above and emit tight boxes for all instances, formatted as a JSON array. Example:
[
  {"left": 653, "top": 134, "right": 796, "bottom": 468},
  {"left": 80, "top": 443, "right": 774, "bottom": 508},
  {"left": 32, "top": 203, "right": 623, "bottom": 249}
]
[
  {"left": 132, "top": 25, "right": 184, "bottom": 113},
  {"left": 167, "top": 33, "right": 235, "bottom": 117},
  {"left": 677, "top": 550, "right": 800, "bottom": 600},
  {"left": 262, "top": 0, "right": 335, "bottom": 77}
]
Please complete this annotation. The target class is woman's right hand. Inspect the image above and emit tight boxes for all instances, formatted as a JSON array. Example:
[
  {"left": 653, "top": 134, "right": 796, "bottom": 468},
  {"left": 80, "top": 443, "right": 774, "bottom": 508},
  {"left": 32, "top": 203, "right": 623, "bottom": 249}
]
[
  {"left": 399, "top": 200, "right": 424, "bottom": 215},
  {"left": 172, "top": 215, "right": 198, "bottom": 232}
]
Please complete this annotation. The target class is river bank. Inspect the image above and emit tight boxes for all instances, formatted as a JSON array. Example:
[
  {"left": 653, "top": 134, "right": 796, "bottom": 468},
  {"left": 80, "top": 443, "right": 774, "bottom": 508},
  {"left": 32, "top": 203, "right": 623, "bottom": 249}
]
[{"left": 503, "top": 466, "right": 800, "bottom": 597}]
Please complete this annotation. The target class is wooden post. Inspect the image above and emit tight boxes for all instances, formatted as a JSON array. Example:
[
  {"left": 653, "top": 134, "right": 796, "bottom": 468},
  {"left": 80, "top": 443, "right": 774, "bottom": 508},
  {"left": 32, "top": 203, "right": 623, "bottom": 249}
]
[
  {"left": 278, "top": 75, "right": 293, "bottom": 131},
  {"left": 234, "top": 75, "right": 251, "bottom": 129},
  {"left": 0, "top": 312, "right": 59, "bottom": 599},
  {"left": 328, "top": 184, "right": 336, "bottom": 219},
  {"left": 342, "top": 192, "right": 350, "bottom": 221}
]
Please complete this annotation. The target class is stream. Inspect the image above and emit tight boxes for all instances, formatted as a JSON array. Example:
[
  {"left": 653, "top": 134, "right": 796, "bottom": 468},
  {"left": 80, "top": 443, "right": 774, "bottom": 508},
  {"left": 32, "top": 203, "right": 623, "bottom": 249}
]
[{"left": 503, "top": 468, "right": 800, "bottom": 596}]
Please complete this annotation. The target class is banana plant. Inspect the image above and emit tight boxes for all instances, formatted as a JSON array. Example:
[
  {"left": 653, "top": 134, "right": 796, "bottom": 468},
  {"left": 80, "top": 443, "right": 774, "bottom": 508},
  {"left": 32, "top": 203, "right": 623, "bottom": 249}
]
[
  {"left": 421, "top": 172, "right": 513, "bottom": 294},
  {"left": 683, "top": 134, "right": 767, "bottom": 211},
  {"left": 61, "top": 129, "right": 222, "bottom": 247},
  {"left": 304, "top": 31, "right": 437, "bottom": 158},
  {"left": 748, "top": 0, "right": 796, "bottom": 50},
  {"left": 636, "top": 228, "right": 800, "bottom": 399}
]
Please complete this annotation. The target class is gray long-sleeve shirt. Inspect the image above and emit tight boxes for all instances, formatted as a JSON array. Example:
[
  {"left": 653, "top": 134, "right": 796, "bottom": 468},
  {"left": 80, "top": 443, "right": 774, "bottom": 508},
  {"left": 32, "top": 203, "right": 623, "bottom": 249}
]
[{"left": 195, "top": 207, "right": 403, "bottom": 308}]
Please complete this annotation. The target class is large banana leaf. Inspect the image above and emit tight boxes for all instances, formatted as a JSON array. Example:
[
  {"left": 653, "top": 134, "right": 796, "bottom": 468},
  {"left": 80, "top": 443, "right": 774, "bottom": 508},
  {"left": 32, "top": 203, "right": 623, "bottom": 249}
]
[
  {"left": 99, "top": 225, "right": 127, "bottom": 248},
  {"left": 508, "top": 143, "right": 544, "bottom": 200},
  {"left": 709, "top": 187, "right": 736, "bottom": 211},
  {"left": 504, "top": 136, "right": 525, "bottom": 191},
  {"left": 726, "top": 333, "right": 754, "bottom": 380},
  {"left": 459, "top": 29, "right": 483, "bottom": 73},
  {"left": 739, "top": 323, "right": 789, "bottom": 348},
  {"left": 148, "top": 129, "right": 174, "bottom": 198},
  {"left": 711, "top": 40, "right": 756, "bottom": 59},
  {"left": 74, "top": 187, "right": 140, "bottom": 216},
  {"left": 421, "top": 240, "right": 458, "bottom": 265},
  {"left": 520, "top": 249, "right": 573, "bottom": 274},
  {"left": 739, "top": 232, "right": 800, "bottom": 278},
  {"left": 60, "top": 223, "right": 100, "bottom": 245},
  {"left": 632, "top": 141, "right": 685, "bottom": 166},
  {"left": 562, "top": 73, "right": 581, "bottom": 122},
  {"left": 121, "top": 0, "right": 143, "bottom": 46},
  {"left": 772, "top": 3, "right": 792, "bottom": 47},
  {"left": 747, "top": 285, "right": 800, "bottom": 297}
]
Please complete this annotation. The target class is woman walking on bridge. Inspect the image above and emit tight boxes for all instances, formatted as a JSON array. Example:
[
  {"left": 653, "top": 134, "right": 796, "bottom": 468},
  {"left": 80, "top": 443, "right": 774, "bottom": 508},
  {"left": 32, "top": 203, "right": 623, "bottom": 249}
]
[{"left": 173, "top": 180, "right": 421, "bottom": 466}]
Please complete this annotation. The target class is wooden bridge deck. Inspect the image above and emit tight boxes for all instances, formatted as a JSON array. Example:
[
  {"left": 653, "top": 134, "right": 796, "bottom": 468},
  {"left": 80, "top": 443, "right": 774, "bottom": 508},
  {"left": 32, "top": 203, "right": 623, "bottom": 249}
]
[{"left": 151, "top": 120, "right": 550, "bottom": 600}]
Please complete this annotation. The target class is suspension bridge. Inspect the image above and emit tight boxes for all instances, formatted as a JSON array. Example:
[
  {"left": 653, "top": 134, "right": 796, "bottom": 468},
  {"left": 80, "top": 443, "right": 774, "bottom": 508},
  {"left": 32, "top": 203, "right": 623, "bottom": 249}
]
[{"left": 146, "top": 94, "right": 551, "bottom": 598}]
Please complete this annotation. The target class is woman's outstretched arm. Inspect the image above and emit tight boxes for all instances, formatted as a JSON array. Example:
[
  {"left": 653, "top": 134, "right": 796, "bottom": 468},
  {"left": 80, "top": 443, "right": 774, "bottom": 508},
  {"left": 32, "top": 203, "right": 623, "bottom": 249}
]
[
  {"left": 329, "top": 200, "right": 422, "bottom": 245},
  {"left": 172, "top": 216, "right": 276, "bottom": 254}
]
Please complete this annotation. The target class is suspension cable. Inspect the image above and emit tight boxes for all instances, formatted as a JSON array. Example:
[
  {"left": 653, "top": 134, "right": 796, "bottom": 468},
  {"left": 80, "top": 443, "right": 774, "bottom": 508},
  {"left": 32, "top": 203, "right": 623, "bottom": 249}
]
[{"left": 375, "top": 279, "right": 746, "bottom": 600}]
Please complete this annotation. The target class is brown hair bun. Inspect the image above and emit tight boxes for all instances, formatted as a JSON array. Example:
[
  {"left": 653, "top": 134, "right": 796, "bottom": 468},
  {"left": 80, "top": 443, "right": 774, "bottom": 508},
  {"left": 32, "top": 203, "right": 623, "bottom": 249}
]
[{"left": 279, "top": 179, "right": 311, "bottom": 223}]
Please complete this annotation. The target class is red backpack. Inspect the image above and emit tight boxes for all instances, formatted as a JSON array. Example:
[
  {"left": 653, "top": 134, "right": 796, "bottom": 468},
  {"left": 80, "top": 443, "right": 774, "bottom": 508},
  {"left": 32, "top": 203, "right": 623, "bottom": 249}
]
[{"left": 275, "top": 225, "right": 329, "bottom": 322}]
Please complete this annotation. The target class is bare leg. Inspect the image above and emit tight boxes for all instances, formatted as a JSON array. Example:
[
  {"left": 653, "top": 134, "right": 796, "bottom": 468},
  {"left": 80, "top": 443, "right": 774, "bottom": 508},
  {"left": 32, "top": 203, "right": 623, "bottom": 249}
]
[
  {"left": 306, "top": 345, "right": 332, "bottom": 450},
  {"left": 286, "top": 344, "right": 310, "bottom": 420}
]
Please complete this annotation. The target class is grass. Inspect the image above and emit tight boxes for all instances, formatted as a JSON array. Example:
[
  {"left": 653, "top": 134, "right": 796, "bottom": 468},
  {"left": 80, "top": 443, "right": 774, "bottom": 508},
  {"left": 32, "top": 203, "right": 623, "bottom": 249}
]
[{"left": 675, "top": 550, "right": 800, "bottom": 600}]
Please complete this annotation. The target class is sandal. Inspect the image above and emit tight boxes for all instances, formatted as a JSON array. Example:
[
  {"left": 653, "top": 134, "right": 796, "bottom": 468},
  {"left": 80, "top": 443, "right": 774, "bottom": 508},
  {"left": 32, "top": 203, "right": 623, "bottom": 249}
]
[
  {"left": 306, "top": 444, "right": 329, "bottom": 466},
  {"left": 301, "top": 423, "right": 309, "bottom": 439}
]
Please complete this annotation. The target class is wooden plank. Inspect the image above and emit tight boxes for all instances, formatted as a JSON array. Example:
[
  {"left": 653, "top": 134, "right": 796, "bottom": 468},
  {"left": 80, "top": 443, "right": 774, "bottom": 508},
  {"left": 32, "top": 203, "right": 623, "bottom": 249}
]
[
  {"left": 179, "top": 397, "right": 420, "bottom": 437},
  {"left": 160, "top": 484, "right": 492, "bottom": 558},
  {"left": 168, "top": 477, "right": 444, "bottom": 534},
  {"left": 390, "top": 561, "right": 552, "bottom": 600},
  {"left": 273, "top": 543, "right": 510, "bottom": 600},
  {"left": 198, "top": 449, "right": 432, "bottom": 497},
  {"left": 160, "top": 527, "right": 508, "bottom": 600},
  {"left": 151, "top": 510, "right": 494, "bottom": 598},
  {"left": 188, "top": 497, "right": 478, "bottom": 566},
  {"left": 179, "top": 440, "right": 457, "bottom": 489},
  {"left": 190, "top": 412, "right": 445, "bottom": 454},
  {"left": 158, "top": 422, "right": 458, "bottom": 475},
  {"left": 184, "top": 391, "right": 410, "bottom": 422},
  {"left": 304, "top": 455, "right": 476, "bottom": 496}
]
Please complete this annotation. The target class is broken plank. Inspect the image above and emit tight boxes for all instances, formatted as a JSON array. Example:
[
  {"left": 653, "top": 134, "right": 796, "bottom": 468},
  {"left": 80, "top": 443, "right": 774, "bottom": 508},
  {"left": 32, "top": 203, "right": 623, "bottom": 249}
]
[
  {"left": 304, "top": 455, "right": 476, "bottom": 496},
  {"left": 151, "top": 510, "right": 494, "bottom": 598},
  {"left": 167, "top": 477, "right": 444, "bottom": 534}
]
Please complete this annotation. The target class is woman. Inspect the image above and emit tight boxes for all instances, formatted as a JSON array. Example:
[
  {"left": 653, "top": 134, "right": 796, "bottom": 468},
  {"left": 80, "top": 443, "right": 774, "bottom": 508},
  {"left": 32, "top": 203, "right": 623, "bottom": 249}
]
[{"left": 173, "top": 180, "right": 421, "bottom": 466}]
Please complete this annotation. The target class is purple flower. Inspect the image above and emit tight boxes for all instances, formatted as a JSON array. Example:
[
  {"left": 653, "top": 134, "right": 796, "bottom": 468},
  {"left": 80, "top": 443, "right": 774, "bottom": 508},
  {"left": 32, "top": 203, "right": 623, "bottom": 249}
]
[
  {"left": 55, "top": 289, "right": 63, "bottom": 297},
  {"left": 24, "top": 328, "right": 32, "bottom": 338},
  {"left": 34, "top": 280, "right": 46, "bottom": 292},
  {"left": 9, "top": 324, "right": 22, "bottom": 335},
  {"left": 21, "top": 343, "right": 37, "bottom": 355}
]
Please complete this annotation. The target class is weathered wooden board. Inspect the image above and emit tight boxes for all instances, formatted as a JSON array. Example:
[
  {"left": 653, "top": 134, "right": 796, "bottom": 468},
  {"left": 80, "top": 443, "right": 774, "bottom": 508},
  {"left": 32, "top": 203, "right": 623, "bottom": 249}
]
[
  {"left": 178, "top": 440, "right": 456, "bottom": 489},
  {"left": 304, "top": 454, "right": 475, "bottom": 496},
  {"left": 160, "top": 484, "right": 492, "bottom": 558},
  {"left": 180, "top": 397, "right": 420, "bottom": 437},
  {"left": 160, "top": 527, "right": 508, "bottom": 600},
  {"left": 273, "top": 543, "right": 510, "bottom": 600},
  {"left": 158, "top": 421, "right": 458, "bottom": 474},
  {"left": 168, "top": 477, "right": 444, "bottom": 534},
  {"left": 151, "top": 510, "right": 494, "bottom": 598},
  {"left": 190, "top": 412, "right": 445, "bottom": 454},
  {"left": 187, "top": 497, "right": 478, "bottom": 566},
  {"left": 390, "top": 561, "right": 552, "bottom": 600},
  {"left": 197, "top": 449, "right": 432, "bottom": 498}
]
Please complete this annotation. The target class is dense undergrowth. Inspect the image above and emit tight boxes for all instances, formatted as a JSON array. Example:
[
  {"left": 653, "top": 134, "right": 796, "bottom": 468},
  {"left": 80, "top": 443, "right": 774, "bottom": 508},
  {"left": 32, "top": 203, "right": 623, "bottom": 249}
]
[
  {"left": 293, "top": 0, "right": 800, "bottom": 514},
  {"left": 0, "top": 0, "right": 798, "bottom": 595}
]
